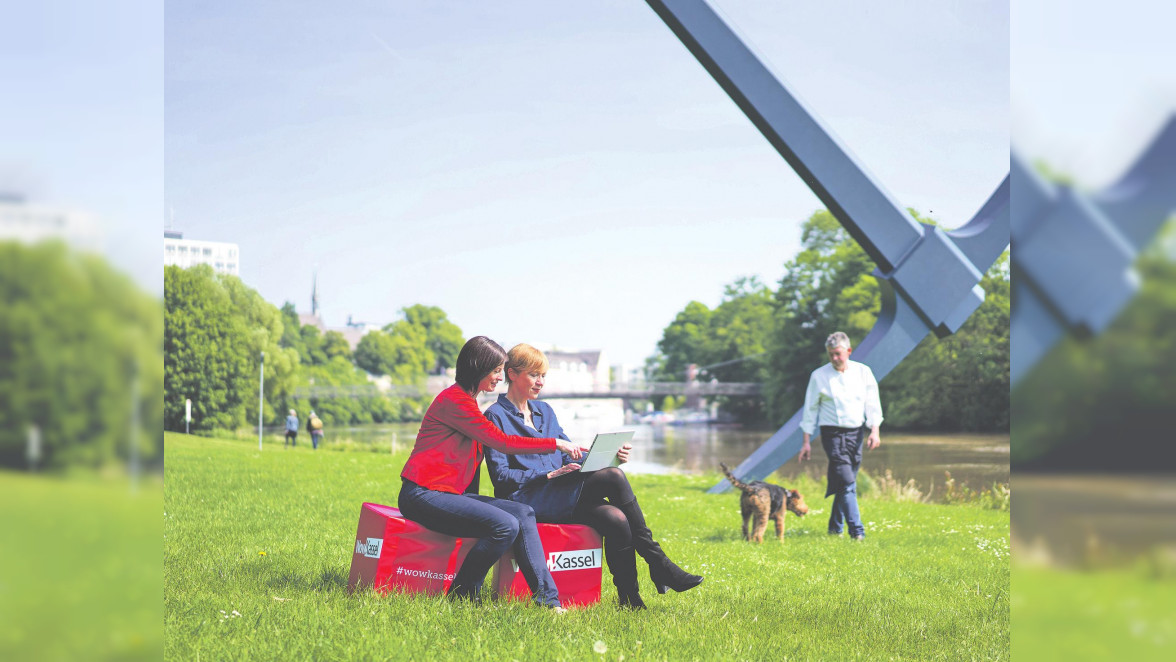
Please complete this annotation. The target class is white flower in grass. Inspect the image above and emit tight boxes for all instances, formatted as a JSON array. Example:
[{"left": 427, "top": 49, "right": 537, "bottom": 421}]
[{"left": 593, "top": 640, "right": 607, "bottom": 654}]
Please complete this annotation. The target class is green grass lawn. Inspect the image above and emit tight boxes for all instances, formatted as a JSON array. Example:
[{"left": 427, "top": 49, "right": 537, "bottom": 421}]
[
  {"left": 165, "top": 432, "right": 1008, "bottom": 661},
  {"left": 1013, "top": 564, "right": 1176, "bottom": 660},
  {"left": 0, "top": 470, "right": 162, "bottom": 661}
]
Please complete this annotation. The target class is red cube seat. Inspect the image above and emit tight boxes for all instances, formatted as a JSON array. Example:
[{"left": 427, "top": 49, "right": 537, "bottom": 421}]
[
  {"left": 491, "top": 521, "right": 603, "bottom": 606},
  {"left": 347, "top": 502, "right": 603, "bottom": 606}
]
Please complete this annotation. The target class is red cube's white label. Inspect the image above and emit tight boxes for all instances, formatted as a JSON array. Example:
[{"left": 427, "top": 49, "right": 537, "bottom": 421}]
[
  {"left": 547, "top": 548, "right": 602, "bottom": 572},
  {"left": 356, "top": 537, "right": 382, "bottom": 559}
]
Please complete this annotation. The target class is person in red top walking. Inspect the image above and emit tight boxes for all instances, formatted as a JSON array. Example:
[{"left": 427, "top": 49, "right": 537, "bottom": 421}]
[{"left": 398, "top": 336, "right": 584, "bottom": 609}]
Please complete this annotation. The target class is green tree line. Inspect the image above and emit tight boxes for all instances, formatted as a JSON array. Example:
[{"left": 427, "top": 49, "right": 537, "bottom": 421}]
[
  {"left": 0, "top": 241, "right": 162, "bottom": 470},
  {"left": 1012, "top": 227, "right": 1176, "bottom": 470},
  {"left": 164, "top": 265, "right": 462, "bottom": 433},
  {"left": 650, "top": 209, "right": 1010, "bottom": 432}
]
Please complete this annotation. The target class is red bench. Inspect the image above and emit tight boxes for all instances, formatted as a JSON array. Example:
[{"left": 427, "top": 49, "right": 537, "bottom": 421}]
[{"left": 348, "top": 502, "right": 602, "bottom": 606}]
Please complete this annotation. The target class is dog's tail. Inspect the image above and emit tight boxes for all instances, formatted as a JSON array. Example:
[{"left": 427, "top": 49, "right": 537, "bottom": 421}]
[{"left": 720, "top": 463, "right": 752, "bottom": 493}]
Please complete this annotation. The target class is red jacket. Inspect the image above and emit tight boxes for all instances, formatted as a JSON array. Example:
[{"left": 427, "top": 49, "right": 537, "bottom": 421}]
[{"left": 400, "top": 384, "right": 557, "bottom": 493}]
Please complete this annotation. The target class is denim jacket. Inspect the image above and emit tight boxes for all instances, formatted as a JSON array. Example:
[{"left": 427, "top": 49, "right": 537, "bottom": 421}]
[{"left": 483, "top": 395, "right": 578, "bottom": 499}]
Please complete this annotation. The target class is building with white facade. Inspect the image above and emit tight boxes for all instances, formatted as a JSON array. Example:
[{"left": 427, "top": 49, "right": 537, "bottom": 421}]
[
  {"left": 543, "top": 348, "right": 610, "bottom": 394},
  {"left": 163, "top": 230, "right": 239, "bottom": 276},
  {"left": 0, "top": 194, "right": 103, "bottom": 251}
]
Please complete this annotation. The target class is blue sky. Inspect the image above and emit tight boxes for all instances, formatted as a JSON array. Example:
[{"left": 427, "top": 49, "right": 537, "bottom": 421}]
[
  {"left": 1012, "top": 0, "right": 1176, "bottom": 186},
  {"left": 6, "top": 1, "right": 1015, "bottom": 366},
  {"left": 163, "top": 0, "right": 1009, "bottom": 365},
  {"left": 11, "top": 1, "right": 1174, "bottom": 366},
  {"left": 0, "top": 0, "right": 162, "bottom": 289}
]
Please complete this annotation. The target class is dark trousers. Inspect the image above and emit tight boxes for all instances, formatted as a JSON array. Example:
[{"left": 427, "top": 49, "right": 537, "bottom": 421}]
[
  {"left": 821, "top": 426, "right": 866, "bottom": 537},
  {"left": 398, "top": 479, "right": 560, "bottom": 607}
]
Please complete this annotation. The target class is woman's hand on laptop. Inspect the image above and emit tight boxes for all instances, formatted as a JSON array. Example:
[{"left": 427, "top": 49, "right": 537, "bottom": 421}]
[
  {"left": 547, "top": 464, "right": 581, "bottom": 480},
  {"left": 616, "top": 443, "right": 633, "bottom": 464},
  {"left": 556, "top": 439, "right": 583, "bottom": 460}
]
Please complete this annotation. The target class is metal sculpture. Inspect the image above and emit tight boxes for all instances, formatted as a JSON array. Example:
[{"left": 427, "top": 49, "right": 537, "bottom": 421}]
[
  {"left": 638, "top": 0, "right": 1010, "bottom": 492},
  {"left": 1010, "top": 119, "right": 1176, "bottom": 383}
]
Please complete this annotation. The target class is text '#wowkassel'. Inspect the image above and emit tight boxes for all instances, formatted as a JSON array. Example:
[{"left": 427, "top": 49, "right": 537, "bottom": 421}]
[{"left": 394, "top": 566, "right": 455, "bottom": 581}]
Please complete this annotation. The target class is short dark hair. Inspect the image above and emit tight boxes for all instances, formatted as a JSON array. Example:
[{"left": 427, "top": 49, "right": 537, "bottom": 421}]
[{"left": 455, "top": 336, "right": 507, "bottom": 393}]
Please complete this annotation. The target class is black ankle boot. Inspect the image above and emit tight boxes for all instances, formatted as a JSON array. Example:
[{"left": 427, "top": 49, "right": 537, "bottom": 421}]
[
  {"left": 648, "top": 558, "right": 703, "bottom": 594},
  {"left": 615, "top": 498, "right": 703, "bottom": 594},
  {"left": 608, "top": 545, "right": 646, "bottom": 610}
]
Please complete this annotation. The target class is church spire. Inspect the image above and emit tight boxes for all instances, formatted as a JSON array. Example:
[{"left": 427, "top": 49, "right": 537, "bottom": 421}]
[{"left": 311, "top": 266, "right": 320, "bottom": 318}]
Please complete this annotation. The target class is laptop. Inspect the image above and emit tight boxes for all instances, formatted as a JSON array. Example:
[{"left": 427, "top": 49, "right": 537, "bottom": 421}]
[{"left": 576, "top": 431, "right": 636, "bottom": 472}]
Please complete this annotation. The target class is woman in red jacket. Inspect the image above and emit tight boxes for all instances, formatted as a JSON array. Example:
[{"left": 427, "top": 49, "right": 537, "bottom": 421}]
[{"left": 398, "top": 336, "right": 583, "bottom": 608}]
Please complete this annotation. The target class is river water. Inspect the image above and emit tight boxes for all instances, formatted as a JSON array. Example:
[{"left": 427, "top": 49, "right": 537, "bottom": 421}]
[{"left": 328, "top": 421, "right": 1008, "bottom": 500}]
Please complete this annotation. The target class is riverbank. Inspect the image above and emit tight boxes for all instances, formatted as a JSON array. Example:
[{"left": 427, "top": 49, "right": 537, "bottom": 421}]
[
  {"left": 210, "top": 421, "right": 1010, "bottom": 501},
  {"left": 164, "top": 432, "right": 1008, "bottom": 660}
]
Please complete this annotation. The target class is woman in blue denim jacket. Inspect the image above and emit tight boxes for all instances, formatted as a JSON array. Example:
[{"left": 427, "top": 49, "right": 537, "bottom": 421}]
[{"left": 484, "top": 344, "right": 702, "bottom": 609}]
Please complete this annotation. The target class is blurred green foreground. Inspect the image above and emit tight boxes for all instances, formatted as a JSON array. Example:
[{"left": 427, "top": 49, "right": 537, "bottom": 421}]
[{"left": 0, "top": 472, "right": 162, "bottom": 660}]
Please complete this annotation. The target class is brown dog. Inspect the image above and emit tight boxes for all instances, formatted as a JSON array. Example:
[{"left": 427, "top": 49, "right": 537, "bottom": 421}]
[{"left": 721, "top": 463, "right": 809, "bottom": 543}]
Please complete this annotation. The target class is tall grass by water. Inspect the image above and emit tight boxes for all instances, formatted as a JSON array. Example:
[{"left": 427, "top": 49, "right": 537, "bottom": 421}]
[{"left": 164, "top": 432, "right": 1008, "bottom": 660}]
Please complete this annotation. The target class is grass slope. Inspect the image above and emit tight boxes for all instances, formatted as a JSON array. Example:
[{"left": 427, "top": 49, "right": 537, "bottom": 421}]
[{"left": 165, "top": 432, "right": 1008, "bottom": 661}]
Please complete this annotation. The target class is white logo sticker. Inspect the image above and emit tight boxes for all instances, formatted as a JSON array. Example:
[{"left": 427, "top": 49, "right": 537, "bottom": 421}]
[
  {"left": 355, "top": 537, "right": 383, "bottom": 559},
  {"left": 546, "top": 548, "right": 602, "bottom": 572}
]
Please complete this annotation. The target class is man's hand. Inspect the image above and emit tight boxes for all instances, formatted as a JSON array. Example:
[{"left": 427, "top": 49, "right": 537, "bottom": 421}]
[
  {"left": 616, "top": 443, "right": 633, "bottom": 464},
  {"left": 547, "top": 464, "right": 581, "bottom": 480},
  {"left": 799, "top": 433, "right": 811, "bottom": 462},
  {"left": 556, "top": 439, "right": 583, "bottom": 460},
  {"left": 866, "top": 429, "right": 881, "bottom": 450}
]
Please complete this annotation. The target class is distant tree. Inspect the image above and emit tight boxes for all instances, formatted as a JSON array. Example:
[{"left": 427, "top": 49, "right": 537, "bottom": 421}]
[
  {"left": 355, "top": 325, "right": 432, "bottom": 384},
  {"left": 296, "top": 324, "right": 327, "bottom": 365},
  {"left": 883, "top": 253, "right": 1009, "bottom": 431},
  {"left": 165, "top": 265, "right": 253, "bottom": 431},
  {"left": 705, "top": 277, "right": 775, "bottom": 420},
  {"left": 383, "top": 320, "right": 435, "bottom": 382},
  {"left": 397, "top": 304, "right": 463, "bottom": 374},
  {"left": 763, "top": 208, "right": 1009, "bottom": 431},
  {"left": 654, "top": 301, "right": 712, "bottom": 382},
  {"left": 165, "top": 265, "right": 297, "bottom": 432},
  {"left": 355, "top": 331, "right": 396, "bottom": 377},
  {"left": 218, "top": 274, "right": 299, "bottom": 425},
  {"left": 1013, "top": 232, "right": 1176, "bottom": 469},
  {"left": 279, "top": 302, "right": 304, "bottom": 355},
  {"left": 764, "top": 209, "right": 882, "bottom": 424},
  {"left": 1, "top": 241, "right": 162, "bottom": 470},
  {"left": 650, "top": 276, "right": 775, "bottom": 419},
  {"left": 322, "top": 330, "right": 352, "bottom": 362}
]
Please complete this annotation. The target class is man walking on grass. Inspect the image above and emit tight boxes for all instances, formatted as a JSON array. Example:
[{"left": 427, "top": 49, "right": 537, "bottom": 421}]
[{"left": 798, "top": 331, "right": 883, "bottom": 540}]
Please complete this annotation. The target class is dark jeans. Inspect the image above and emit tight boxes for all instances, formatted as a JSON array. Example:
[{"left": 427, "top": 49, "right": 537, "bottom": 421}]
[
  {"left": 397, "top": 479, "right": 560, "bottom": 607},
  {"left": 821, "top": 426, "right": 865, "bottom": 537},
  {"left": 829, "top": 482, "right": 864, "bottom": 537}
]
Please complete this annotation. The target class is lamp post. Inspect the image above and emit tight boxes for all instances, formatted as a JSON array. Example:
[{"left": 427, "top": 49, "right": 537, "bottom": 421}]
[
  {"left": 27, "top": 424, "right": 41, "bottom": 472},
  {"left": 258, "top": 351, "right": 265, "bottom": 451},
  {"left": 130, "top": 358, "right": 140, "bottom": 493}
]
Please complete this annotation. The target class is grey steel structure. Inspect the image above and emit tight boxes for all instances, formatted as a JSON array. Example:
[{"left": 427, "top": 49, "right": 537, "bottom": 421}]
[
  {"left": 639, "top": 0, "right": 1010, "bottom": 492},
  {"left": 1010, "top": 119, "right": 1176, "bottom": 383}
]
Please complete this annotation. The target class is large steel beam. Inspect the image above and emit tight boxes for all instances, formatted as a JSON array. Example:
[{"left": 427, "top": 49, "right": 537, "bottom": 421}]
[
  {"left": 638, "top": 0, "right": 1009, "bottom": 492},
  {"left": 1010, "top": 118, "right": 1176, "bottom": 383}
]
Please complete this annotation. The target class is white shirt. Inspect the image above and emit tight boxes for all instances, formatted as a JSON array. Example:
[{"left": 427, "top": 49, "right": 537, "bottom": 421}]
[{"left": 800, "top": 360, "right": 883, "bottom": 436}]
